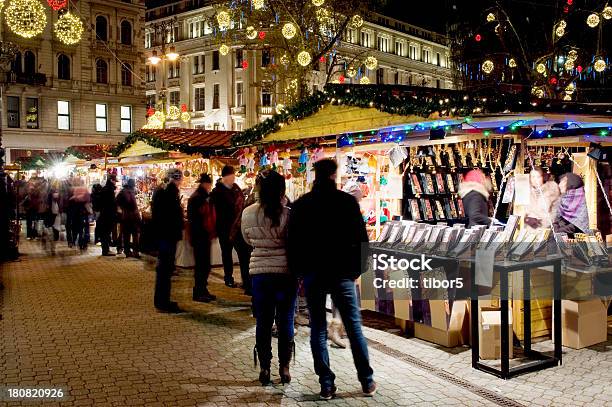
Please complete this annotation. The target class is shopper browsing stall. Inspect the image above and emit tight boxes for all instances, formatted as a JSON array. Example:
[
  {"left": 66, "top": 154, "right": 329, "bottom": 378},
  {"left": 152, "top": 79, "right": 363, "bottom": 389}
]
[
  {"left": 458, "top": 169, "right": 492, "bottom": 227},
  {"left": 525, "top": 167, "right": 560, "bottom": 230},
  {"left": 554, "top": 172, "right": 590, "bottom": 236},
  {"left": 98, "top": 175, "right": 118, "bottom": 256},
  {"left": 116, "top": 179, "right": 141, "bottom": 258}
]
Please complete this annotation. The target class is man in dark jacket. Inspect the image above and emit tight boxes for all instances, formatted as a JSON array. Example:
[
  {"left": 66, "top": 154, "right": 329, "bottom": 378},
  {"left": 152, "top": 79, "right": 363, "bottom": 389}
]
[
  {"left": 97, "top": 175, "right": 118, "bottom": 256},
  {"left": 116, "top": 178, "right": 141, "bottom": 258},
  {"left": 288, "top": 159, "right": 376, "bottom": 400},
  {"left": 211, "top": 165, "right": 251, "bottom": 294},
  {"left": 188, "top": 174, "right": 216, "bottom": 302},
  {"left": 152, "top": 168, "right": 184, "bottom": 313}
]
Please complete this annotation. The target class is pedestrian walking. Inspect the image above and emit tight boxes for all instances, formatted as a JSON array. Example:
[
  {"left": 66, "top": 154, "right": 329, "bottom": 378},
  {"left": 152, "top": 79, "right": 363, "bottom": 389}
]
[
  {"left": 211, "top": 165, "right": 252, "bottom": 294},
  {"left": 187, "top": 174, "right": 216, "bottom": 302},
  {"left": 152, "top": 168, "right": 184, "bottom": 313},
  {"left": 68, "top": 180, "right": 91, "bottom": 251},
  {"left": 116, "top": 178, "right": 141, "bottom": 258},
  {"left": 42, "top": 187, "right": 62, "bottom": 255},
  {"left": 241, "top": 170, "right": 297, "bottom": 385},
  {"left": 98, "top": 175, "right": 118, "bottom": 256},
  {"left": 24, "top": 180, "right": 41, "bottom": 239},
  {"left": 288, "top": 159, "right": 376, "bottom": 399}
]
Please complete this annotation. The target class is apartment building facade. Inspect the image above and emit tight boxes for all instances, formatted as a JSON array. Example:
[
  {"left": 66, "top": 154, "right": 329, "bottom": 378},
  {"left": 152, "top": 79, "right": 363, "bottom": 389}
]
[
  {"left": 1, "top": 0, "right": 146, "bottom": 164},
  {"left": 145, "top": 1, "right": 453, "bottom": 132}
]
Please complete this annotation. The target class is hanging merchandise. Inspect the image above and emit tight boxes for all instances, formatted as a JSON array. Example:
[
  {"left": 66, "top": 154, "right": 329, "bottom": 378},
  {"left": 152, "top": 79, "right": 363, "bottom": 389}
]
[
  {"left": 311, "top": 146, "right": 324, "bottom": 163},
  {"left": 297, "top": 148, "right": 309, "bottom": 173},
  {"left": 388, "top": 145, "right": 408, "bottom": 168},
  {"left": 54, "top": 11, "right": 84, "bottom": 45},
  {"left": 280, "top": 149, "right": 292, "bottom": 178},
  {"left": 238, "top": 148, "right": 249, "bottom": 173},
  {"left": 269, "top": 147, "right": 279, "bottom": 170},
  {"left": 367, "top": 154, "right": 378, "bottom": 169},
  {"left": 259, "top": 151, "right": 270, "bottom": 168},
  {"left": 246, "top": 148, "right": 256, "bottom": 176},
  {"left": 6, "top": 0, "right": 47, "bottom": 39}
]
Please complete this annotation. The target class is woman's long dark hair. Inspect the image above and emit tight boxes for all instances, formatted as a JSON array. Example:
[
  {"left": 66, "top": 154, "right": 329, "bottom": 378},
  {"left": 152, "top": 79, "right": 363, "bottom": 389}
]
[{"left": 258, "top": 169, "right": 286, "bottom": 227}]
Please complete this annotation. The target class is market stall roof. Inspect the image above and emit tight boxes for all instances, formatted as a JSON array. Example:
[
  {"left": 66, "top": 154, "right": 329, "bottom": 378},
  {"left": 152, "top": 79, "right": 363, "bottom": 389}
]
[
  {"left": 114, "top": 129, "right": 237, "bottom": 159},
  {"left": 65, "top": 145, "right": 114, "bottom": 162}
]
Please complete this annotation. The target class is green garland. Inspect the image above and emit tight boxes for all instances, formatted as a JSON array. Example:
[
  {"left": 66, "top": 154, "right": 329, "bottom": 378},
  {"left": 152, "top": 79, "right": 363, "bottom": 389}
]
[
  {"left": 65, "top": 146, "right": 91, "bottom": 160},
  {"left": 112, "top": 130, "right": 235, "bottom": 158}
]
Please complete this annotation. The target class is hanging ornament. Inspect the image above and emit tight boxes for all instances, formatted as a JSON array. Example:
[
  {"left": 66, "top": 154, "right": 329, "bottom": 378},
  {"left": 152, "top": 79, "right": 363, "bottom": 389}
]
[
  {"left": 6, "top": 0, "right": 47, "bottom": 39},
  {"left": 319, "top": 55, "right": 325, "bottom": 63},
  {"left": 312, "top": 0, "right": 324, "bottom": 6},
  {"left": 167, "top": 106, "right": 180, "bottom": 120},
  {"left": 297, "top": 148, "right": 309, "bottom": 173},
  {"left": 475, "top": 34, "right": 482, "bottom": 42},
  {"left": 532, "top": 87, "right": 545, "bottom": 98},
  {"left": 316, "top": 8, "right": 331, "bottom": 23},
  {"left": 360, "top": 76, "right": 370, "bottom": 84},
  {"left": 47, "top": 0, "right": 66, "bottom": 11},
  {"left": 576, "top": 65, "right": 583, "bottom": 73},
  {"left": 275, "top": 104, "right": 286, "bottom": 114},
  {"left": 258, "top": 31, "right": 266, "bottom": 40},
  {"left": 219, "top": 44, "right": 230, "bottom": 55},
  {"left": 558, "top": 20, "right": 567, "bottom": 29},
  {"left": 564, "top": 60, "right": 574, "bottom": 70},
  {"left": 486, "top": 13, "right": 496, "bottom": 22},
  {"left": 280, "top": 54, "right": 289, "bottom": 65},
  {"left": 508, "top": 58, "right": 517, "bottom": 68},
  {"left": 549, "top": 76, "right": 558, "bottom": 85},
  {"left": 350, "top": 15, "right": 364, "bottom": 28},
  {"left": 180, "top": 103, "right": 188, "bottom": 112},
  {"left": 568, "top": 49, "right": 578, "bottom": 61},
  {"left": 252, "top": 0, "right": 264, "bottom": 10},
  {"left": 603, "top": 6, "right": 612, "bottom": 20},
  {"left": 282, "top": 22, "right": 297, "bottom": 39},
  {"left": 364, "top": 56, "right": 378, "bottom": 70},
  {"left": 565, "top": 83, "right": 575, "bottom": 94},
  {"left": 242, "top": 60, "right": 249, "bottom": 69},
  {"left": 246, "top": 26, "right": 258, "bottom": 39},
  {"left": 555, "top": 25, "right": 565, "bottom": 37},
  {"left": 339, "top": 75, "right": 345, "bottom": 84},
  {"left": 563, "top": 94, "right": 572, "bottom": 101},
  {"left": 346, "top": 66, "right": 357, "bottom": 78},
  {"left": 594, "top": 58, "right": 607, "bottom": 73},
  {"left": 297, "top": 50, "right": 312, "bottom": 66},
  {"left": 54, "top": 11, "right": 84, "bottom": 45},
  {"left": 481, "top": 60, "right": 494, "bottom": 74},
  {"left": 180, "top": 112, "right": 191, "bottom": 122},
  {"left": 536, "top": 63, "right": 547, "bottom": 74},
  {"left": 586, "top": 13, "right": 600, "bottom": 28},
  {"left": 147, "top": 107, "right": 155, "bottom": 117},
  {"left": 217, "top": 11, "right": 231, "bottom": 29}
]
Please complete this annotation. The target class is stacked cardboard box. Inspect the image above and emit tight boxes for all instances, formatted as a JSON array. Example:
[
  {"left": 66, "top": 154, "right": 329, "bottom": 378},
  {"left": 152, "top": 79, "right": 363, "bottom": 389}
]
[{"left": 558, "top": 299, "right": 607, "bottom": 349}]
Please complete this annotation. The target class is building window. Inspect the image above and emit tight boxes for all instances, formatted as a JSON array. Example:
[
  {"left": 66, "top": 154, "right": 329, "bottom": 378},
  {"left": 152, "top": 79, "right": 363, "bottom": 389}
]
[
  {"left": 376, "top": 68, "right": 384, "bottom": 84},
  {"left": 95, "top": 16, "right": 108, "bottom": 41},
  {"left": 436, "top": 79, "right": 441, "bottom": 88},
  {"left": 345, "top": 28, "right": 356, "bottom": 43},
  {"left": 146, "top": 65, "right": 156, "bottom": 82},
  {"left": 96, "top": 59, "right": 108, "bottom": 83},
  {"left": 24, "top": 51, "right": 36, "bottom": 75},
  {"left": 169, "top": 91, "right": 180, "bottom": 108},
  {"left": 120, "top": 20, "right": 132, "bottom": 45},
  {"left": 423, "top": 48, "right": 431, "bottom": 63},
  {"left": 121, "top": 63, "right": 132, "bottom": 86},
  {"left": 26, "top": 98, "right": 39, "bottom": 129},
  {"left": 192, "top": 55, "right": 204, "bottom": 74},
  {"left": 166, "top": 25, "right": 178, "bottom": 43},
  {"left": 261, "top": 86, "right": 271, "bottom": 107},
  {"left": 378, "top": 36, "right": 389, "bottom": 53},
  {"left": 145, "top": 31, "right": 153, "bottom": 48},
  {"left": 409, "top": 43, "right": 418, "bottom": 60},
  {"left": 262, "top": 48, "right": 271, "bottom": 67},
  {"left": 234, "top": 121, "right": 243, "bottom": 131},
  {"left": 168, "top": 60, "right": 180, "bottom": 78},
  {"left": 58, "top": 54, "right": 70, "bottom": 80},
  {"left": 395, "top": 41, "right": 404, "bottom": 56},
  {"left": 11, "top": 51, "right": 22, "bottom": 73},
  {"left": 236, "top": 82, "right": 243, "bottom": 107},
  {"left": 235, "top": 49, "right": 243, "bottom": 68},
  {"left": 194, "top": 87, "right": 205, "bottom": 111},
  {"left": 57, "top": 100, "right": 70, "bottom": 130},
  {"left": 394, "top": 71, "right": 400, "bottom": 85},
  {"left": 120, "top": 105, "right": 132, "bottom": 133},
  {"left": 7, "top": 96, "right": 19, "bottom": 128},
  {"left": 146, "top": 94, "right": 156, "bottom": 109},
  {"left": 212, "top": 50, "right": 219, "bottom": 70},
  {"left": 213, "top": 84, "right": 220, "bottom": 109},
  {"left": 360, "top": 31, "right": 371, "bottom": 48},
  {"left": 95, "top": 103, "right": 107, "bottom": 132}
]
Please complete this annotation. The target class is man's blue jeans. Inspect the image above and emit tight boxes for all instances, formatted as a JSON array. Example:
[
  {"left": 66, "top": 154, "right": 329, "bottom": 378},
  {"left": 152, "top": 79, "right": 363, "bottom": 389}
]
[{"left": 304, "top": 275, "right": 374, "bottom": 389}]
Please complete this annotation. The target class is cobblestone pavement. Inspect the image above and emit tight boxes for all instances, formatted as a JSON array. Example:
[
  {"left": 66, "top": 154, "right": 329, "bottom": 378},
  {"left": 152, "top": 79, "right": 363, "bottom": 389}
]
[{"left": 1, "top": 241, "right": 611, "bottom": 406}]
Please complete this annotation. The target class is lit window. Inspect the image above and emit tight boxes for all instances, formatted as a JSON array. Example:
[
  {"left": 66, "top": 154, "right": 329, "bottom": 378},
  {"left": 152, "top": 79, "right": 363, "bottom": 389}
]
[
  {"left": 236, "top": 82, "right": 243, "bottom": 106},
  {"left": 194, "top": 87, "right": 205, "bottom": 111},
  {"left": 96, "top": 103, "right": 107, "bottom": 132},
  {"left": 409, "top": 43, "right": 418, "bottom": 60},
  {"left": 57, "top": 100, "right": 70, "bottom": 130},
  {"left": 120, "top": 105, "right": 132, "bottom": 133},
  {"left": 213, "top": 84, "right": 220, "bottom": 109}
]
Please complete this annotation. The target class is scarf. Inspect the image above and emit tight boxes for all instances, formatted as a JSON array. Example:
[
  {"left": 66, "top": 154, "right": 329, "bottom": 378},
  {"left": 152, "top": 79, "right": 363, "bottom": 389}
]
[{"left": 558, "top": 186, "right": 589, "bottom": 233}]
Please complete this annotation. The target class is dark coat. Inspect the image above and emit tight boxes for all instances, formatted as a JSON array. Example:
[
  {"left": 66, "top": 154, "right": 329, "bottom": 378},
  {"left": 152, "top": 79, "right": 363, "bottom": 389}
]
[
  {"left": 288, "top": 179, "right": 369, "bottom": 282},
  {"left": 116, "top": 187, "right": 141, "bottom": 226},
  {"left": 458, "top": 181, "right": 490, "bottom": 228},
  {"left": 187, "top": 186, "right": 212, "bottom": 244},
  {"left": 97, "top": 181, "right": 117, "bottom": 226},
  {"left": 152, "top": 182, "right": 184, "bottom": 242},
  {"left": 211, "top": 181, "right": 244, "bottom": 240}
]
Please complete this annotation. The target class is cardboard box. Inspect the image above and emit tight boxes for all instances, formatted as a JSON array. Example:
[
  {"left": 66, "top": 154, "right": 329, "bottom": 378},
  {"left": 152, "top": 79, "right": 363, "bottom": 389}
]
[
  {"left": 414, "top": 301, "right": 467, "bottom": 348},
  {"left": 560, "top": 299, "right": 607, "bottom": 349},
  {"left": 478, "top": 307, "right": 513, "bottom": 360}
]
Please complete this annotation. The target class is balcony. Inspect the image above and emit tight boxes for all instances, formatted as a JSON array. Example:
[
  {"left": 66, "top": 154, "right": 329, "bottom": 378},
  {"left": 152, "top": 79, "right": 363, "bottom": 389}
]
[
  {"left": 231, "top": 106, "right": 245, "bottom": 116},
  {"left": 258, "top": 106, "right": 274, "bottom": 115},
  {"left": 8, "top": 72, "right": 47, "bottom": 86}
]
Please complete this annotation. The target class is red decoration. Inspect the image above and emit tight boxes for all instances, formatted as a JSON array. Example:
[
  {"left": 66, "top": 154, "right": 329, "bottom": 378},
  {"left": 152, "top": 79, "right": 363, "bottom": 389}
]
[
  {"left": 258, "top": 31, "right": 266, "bottom": 40},
  {"left": 319, "top": 56, "right": 325, "bottom": 63},
  {"left": 147, "top": 107, "right": 155, "bottom": 117},
  {"left": 475, "top": 34, "right": 482, "bottom": 42},
  {"left": 563, "top": 5, "right": 569, "bottom": 13},
  {"left": 339, "top": 75, "right": 345, "bottom": 84},
  {"left": 566, "top": 0, "right": 573, "bottom": 5},
  {"left": 47, "top": 0, "right": 67, "bottom": 11},
  {"left": 549, "top": 77, "right": 558, "bottom": 85},
  {"left": 242, "top": 60, "right": 249, "bottom": 69},
  {"left": 180, "top": 104, "right": 187, "bottom": 112},
  {"left": 577, "top": 65, "right": 583, "bottom": 73}
]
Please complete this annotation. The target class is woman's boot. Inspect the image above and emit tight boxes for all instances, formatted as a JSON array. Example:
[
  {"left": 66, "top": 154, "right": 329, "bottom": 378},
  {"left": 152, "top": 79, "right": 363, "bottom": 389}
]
[
  {"left": 328, "top": 320, "right": 347, "bottom": 349},
  {"left": 254, "top": 345, "right": 271, "bottom": 386},
  {"left": 278, "top": 340, "right": 294, "bottom": 384}
]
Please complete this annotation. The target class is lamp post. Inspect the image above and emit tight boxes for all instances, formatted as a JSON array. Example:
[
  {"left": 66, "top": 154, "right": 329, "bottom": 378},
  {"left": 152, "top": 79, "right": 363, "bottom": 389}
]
[{"left": 147, "top": 18, "right": 180, "bottom": 129}]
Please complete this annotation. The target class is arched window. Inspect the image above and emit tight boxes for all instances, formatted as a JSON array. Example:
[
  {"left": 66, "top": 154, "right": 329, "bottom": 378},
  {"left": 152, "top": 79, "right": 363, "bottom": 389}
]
[
  {"left": 121, "top": 63, "right": 132, "bottom": 86},
  {"left": 95, "top": 16, "right": 108, "bottom": 41},
  {"left": 11, "top": 51, "right": 22, "bottom": 73},
  {"left": 96, "top": 59, "right": 108, "bottom": 84},
  {"left": 120, "top": 20, "right": 132, "bottom": 45},
  {"left": 57, "top": 54, "right": 70, "bottom": 80},
  {"left": 24, "top": 51, "right": 36, "bottom": 75}
]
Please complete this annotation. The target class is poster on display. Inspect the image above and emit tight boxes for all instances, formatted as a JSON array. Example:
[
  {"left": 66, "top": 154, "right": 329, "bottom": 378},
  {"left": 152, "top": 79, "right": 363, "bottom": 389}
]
[{"left": 514, "top": 174, "right": 531, "bottom": 205}]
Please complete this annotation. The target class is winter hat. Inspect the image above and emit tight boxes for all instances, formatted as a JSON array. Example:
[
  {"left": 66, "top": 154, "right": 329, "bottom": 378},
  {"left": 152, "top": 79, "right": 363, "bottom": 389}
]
[
  {"left": 463, "top": 169, "right": 486, "bottom": 184},
  {"left": 127, "top": 178, "right": 136, "bottom": 189},
  {"left": 222, "top": 165, "right": 235, "bottom": 177},
  {"left": 167, "top": 168, "right": 183, "bottom": 181},
  {"left": 198, "top": 173, "right": 212, "bottom": 184}
]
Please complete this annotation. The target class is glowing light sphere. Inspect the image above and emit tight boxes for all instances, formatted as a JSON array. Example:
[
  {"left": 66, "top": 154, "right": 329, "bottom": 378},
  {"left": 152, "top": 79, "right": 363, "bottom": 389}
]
[
  {"left": 350, "top": 15, "right": 364, "bottom": 28},
  {"left": 217, "top": 11, "right": 231, "bottom": 29},
  {"left": 6, "top": 0, "right": 47, "bottom": 39},
  {"left": 276, "top": 104, "right": 286, "bottom": 114},
  {"left": 246, "top": 26, "right": 258, "bottom": 39},
  {"left": 312, "top": 0, "right": 324, "bottom": 6},
  {"left": 558, "top": 20, "right": 567, "bottom": 29},
  {"left": 47, "top": 0, "right": 67, "bottom": 11},
  {"left": 252, "top": 0, "right": 264, "bottom": 10},
  {"left": 282, "top": 22, "right": 297, "bottom": 39},
  {"left": 536, "top": 63, "right": 547, "bottom": 74},
  {"left": 532, "top": 87, "right": 545, "bottom": 98},
  {"left": 167, "top": 106, "right": 180, "bottom": 120},
  {"left": 0, "top": 0, "right": 4, "bottom": 11},
  {"left": 54, "top": 11, "right": 84, "bottom": 45},
  {"left": 586, "top": 13, "right": 600, "bottom": 28},
  {"left": 486, "top": 13, "right": 495, "bottom": 22},
  {"left": 346, "top": 66, "right": 357, "bottom": 78},
  {"left": 219, "top": 44, "right": 230, "bottom": 55},
  {"left": 359, "top": 76, "right": 370, "bottom": 85},
  {"left": 297, "top": 50, "right": 312, "bottom": 67},
  {"left": 594, "top": 58, "right": 607, "bottom": 72},
  {"left": 316, "top": 8, "right": 330, "bottom": 23},
  {"left": 180, "top": 112, "right": 191, "bottom": 122},
  {"left": 152, "top": 111, "right": 166, "bottom": 122},
  {"left": 603, "top": 6, "right": 612, "bottom": 20},
  {"left": 481, "top": 60, "right": 494, "bottom": 74},
  {"left": 364, "top": 56, "right": 378, "bottom": 70},
  {"left": 280, "top": 54, "right": 290, "bottom": 66},
  {"left": 564, "top": 60, "right": 574, "bottom": 70},
  {"left": 508, "top": 58, "right": 517, "bottom": 68},
  {"left": 555, "top": 26, "right": 565, "bottom": 37},
  {"left": 475, "top": 34, "right": 482, "bottom": 42}
]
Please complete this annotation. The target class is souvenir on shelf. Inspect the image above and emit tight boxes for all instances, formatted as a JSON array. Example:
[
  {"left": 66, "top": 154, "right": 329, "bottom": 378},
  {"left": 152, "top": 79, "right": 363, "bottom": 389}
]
[
  {"left": 446, "top": 173, "right": 456, "bottom": 193},
  {"left": 422, "top": 174, "right": 436, "bottom": 195},
  {"left": 456, "top": 199, "right": 465, "bottom": 218},
  {"left": 503, "top": 144, "right": 518, "bottom": 173},
  {"left": 434, "top": 200, "right": 446, "bottom": 220},
  {"left": 421, "top": 199, "right": 435, "bottom": 221},
  {"left": 446, "top": 147, "right": 457, "bottom": 168},
  {"left": 409, "top": 199, "right": 422, "bottom": 221},
  {"left": 410, "top": 173, "right": 423, "bottom": 195},
  {"left": 435, "top": 173, "right": 446, "bottom": 194}
]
